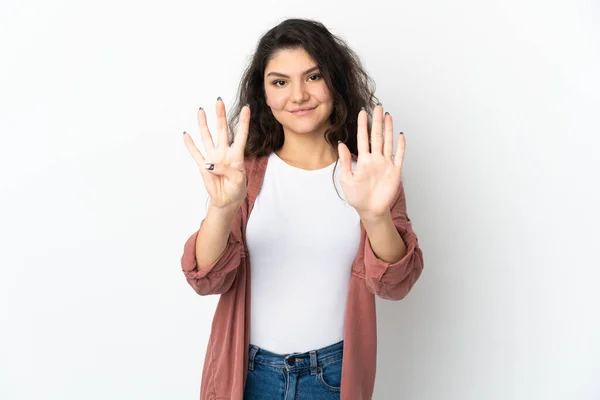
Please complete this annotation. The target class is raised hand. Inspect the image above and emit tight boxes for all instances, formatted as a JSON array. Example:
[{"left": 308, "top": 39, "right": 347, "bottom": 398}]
[
  {"left": 183, "top": 99, "right": 250, "bottom": 209},
  {"left": 337, "top": 104, "right": 405, "bottom": 220}
]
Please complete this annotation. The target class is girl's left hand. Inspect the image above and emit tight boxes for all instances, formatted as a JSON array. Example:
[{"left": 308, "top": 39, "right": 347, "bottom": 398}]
[{"left": 338, "top": 104, "right": 405, "bottom": 220}]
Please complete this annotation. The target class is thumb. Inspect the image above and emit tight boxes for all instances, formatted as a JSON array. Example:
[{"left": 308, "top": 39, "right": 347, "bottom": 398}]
[
  {"left": 202, "top": 162, "right": 226, "bottom": 175},
  {"left": 203, "top": 162, "right": 245, "bottom": 186}
]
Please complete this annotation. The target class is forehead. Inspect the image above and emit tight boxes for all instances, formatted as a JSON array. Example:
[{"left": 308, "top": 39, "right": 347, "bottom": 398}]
[{"left": 264, "top": 48, "right": 317, "bottom": 74}]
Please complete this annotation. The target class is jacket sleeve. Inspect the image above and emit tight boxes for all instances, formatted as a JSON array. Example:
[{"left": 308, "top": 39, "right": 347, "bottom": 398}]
[
  {"left": 180, "top": 206, "right": 245, "bottom": 296},
  {"left": 362, "top": 181, "right": 424, "bottom": 300}
]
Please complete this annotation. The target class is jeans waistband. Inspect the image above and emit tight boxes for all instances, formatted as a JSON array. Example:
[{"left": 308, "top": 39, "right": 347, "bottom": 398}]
[{"left": 248, "top": 340, "right": 344, "bottom": 374}]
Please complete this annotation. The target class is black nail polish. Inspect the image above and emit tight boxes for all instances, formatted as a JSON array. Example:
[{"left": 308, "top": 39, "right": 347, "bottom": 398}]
[
  {"left": 399, "top": 132, "right": 404, "bottom": 135},
  {"left": 245, "top": 103, "right": 250, "bottom": 108},
  {"left": 183, "top": 131, "right": 187, "bottom": 135},
  {"left": 199, "top": 106, "right": 203, "bottom": 111},
  {"left": 385, "top": 112, "right": 390, "bottom": 116},
  {"left": 377, "top": 102, "right": 382, "bottom": 106},
  {"left": 205, "top": 163, "right": 215, "bottom": 170},
  {"left": 361, "top": 106, "right": 366, "bottom": 111},
  {"left": 217, "top": 96, "right": 222, "bottom": 101}
]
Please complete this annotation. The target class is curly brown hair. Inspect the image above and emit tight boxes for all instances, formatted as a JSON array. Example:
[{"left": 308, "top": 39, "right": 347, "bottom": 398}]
[{"left": 227, "top": 18, "right": 379, "bottom": 161}]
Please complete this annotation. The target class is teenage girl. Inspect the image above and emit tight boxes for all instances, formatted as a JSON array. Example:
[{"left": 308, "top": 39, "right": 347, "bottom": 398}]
[{"left": 182, "top": 18, "right": 424, "bottom": 400}]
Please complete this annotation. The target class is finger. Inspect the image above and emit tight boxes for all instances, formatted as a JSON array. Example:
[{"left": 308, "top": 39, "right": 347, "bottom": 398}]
[
  {"left": 337, "top": 141, "right": 353, "bottom": 177},
  {"left": 197, "top": 108, "right": 216, "bottom": 156},
  {"left": 371, "top": 104, "right": 384, "bottom": 155},
  {"left": 183, "top": 132, "right": 206, "bottom": 165},
  {"left": 215, "top": 97, "right": 228, "bottom": 149},
  {"left": 357, "top": 108, "right": 369, "bottom": 156},
  {"left": 394, "top": 132, "right": 406, "bottom": 168},
  {"left": 383, "top": 112, "right": 394, "bottom": 160},
  {"left": 231, "top": 104, "right": 250, "bottom": 159}
]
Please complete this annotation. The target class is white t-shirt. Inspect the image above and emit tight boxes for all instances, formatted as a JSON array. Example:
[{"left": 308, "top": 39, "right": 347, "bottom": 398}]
[{"left": 246, "top": 152, "right": 361, "bottom": 354}]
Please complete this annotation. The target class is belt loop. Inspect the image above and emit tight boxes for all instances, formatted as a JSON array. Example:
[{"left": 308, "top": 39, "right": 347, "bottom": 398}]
[
  {"left": 248, "top": 345, "right": 259, "bottom": 371},
  {"left": 309, "top": 350, "right": 318, "bottom": 375}
]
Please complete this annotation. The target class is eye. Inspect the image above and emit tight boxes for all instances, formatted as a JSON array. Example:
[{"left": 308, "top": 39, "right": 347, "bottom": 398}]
[
  {"left": 272, "top": 80, "right": 286, "bottom": 87},
  {"left": 308, "top": 73, "right": 322, "bottom": 81}
]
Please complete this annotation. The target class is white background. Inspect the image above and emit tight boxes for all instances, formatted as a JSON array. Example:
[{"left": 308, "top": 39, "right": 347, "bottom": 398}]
[{"left": 1, "top": 0, "right": 599, "bottom": 399}]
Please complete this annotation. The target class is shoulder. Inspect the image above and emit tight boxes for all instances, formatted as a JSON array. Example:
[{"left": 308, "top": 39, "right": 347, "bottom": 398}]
[
  {"left": 243, "top": 157, "right": 256, "bottom": 172},
  {"left": 244, "top": 153, "right": 271, "bottom": 173}
]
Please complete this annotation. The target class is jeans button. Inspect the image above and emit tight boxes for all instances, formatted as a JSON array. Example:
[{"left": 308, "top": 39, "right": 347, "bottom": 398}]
[{"left": 286, "top": 357, "right": 295, "bottom": 366}]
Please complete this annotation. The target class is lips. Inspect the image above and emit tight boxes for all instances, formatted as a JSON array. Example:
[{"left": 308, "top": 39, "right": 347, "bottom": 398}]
[{"left": 290, "top": 106, "right": 316, "bottom": 114}]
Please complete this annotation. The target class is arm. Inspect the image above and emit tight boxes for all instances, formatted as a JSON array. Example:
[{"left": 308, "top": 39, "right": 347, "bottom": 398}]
[
  {"left": 361, "top": 209, "right": 407, "bottom": 264},
  {"left": 180, "top": 202, "right": 245, "bottom": 296},
  {"left": 195, "top": 203, "right": 241, "bottom": 270},
  {"left": 359, "top": 181, "right": 424, "bottom": 300}
]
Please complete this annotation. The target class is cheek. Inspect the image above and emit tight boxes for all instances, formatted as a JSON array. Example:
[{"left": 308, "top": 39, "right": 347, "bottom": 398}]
[
  {"left": 314, "top": 83, "right": 333, "bottom": 103},
  {"left": 265, "top": 89, "right": 286, "bottom": 110}
]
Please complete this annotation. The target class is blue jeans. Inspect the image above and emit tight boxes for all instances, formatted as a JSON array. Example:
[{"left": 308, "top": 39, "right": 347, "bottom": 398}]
[{"left": 243, "top": 340, "right": 344, "bottom": 400}]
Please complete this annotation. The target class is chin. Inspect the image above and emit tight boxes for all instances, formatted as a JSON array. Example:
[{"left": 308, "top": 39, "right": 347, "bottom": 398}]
[
  {"left": 283, "top": 121, "right": 329, "bottom": 135},
  {"left": 280, "top": 115, "right": 332, "bottom": 135}
]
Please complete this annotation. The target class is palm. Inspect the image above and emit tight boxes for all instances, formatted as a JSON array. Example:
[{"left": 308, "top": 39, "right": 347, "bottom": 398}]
[
  {"left": 183, "top": 100, "right": 250, "bottom": 209},
  {"left": 338, "top": 105, "right": 405, "bottom": 219},
  {"left": 203, "top": 146, "right": 245, "bottom": 207}
]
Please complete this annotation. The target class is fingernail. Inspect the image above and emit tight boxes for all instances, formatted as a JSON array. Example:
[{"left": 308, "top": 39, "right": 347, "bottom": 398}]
[
  {"left": 400, "top": 131, "right": 404, "bottom": 135},
  {"left": 183, "top": 131, "right": 187, "bottom": 135},
  {"left": 385, "top": 112, "right": 390, "bottom": 116},
  {"left": 245, "top": 103, "right": 250, "bottom": 108},
  {"left": 205, "top": 163, "right": 215, "bottom": 170},
  {"left": 217, "top": 96, "right": 222, "bottom": 101},
  {"left": 360, "top": 106, "right": 366, "bottom": 111},
  {"left": 377, "top": 102, "right": 382, "bottom": 106},
  {"left": 199, "top": 106, "right": 203, "bottom": 111}
]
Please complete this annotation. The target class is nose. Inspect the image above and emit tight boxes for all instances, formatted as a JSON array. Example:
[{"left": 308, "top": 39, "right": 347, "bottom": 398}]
[{"left": 290, "top": 82, "right": 309, "bottom": 103}]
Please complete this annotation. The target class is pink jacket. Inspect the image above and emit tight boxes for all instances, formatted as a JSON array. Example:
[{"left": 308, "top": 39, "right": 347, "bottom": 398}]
[{"left": 181, "top": 154, "right": 424, "bottom": 400}]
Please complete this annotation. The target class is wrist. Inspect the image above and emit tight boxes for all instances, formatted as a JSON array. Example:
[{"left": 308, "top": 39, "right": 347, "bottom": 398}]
[
  {"left": 359, "top": 209, "right": 391, "bottom": 225},
  {"left": 208, "top": 200, "right": 242, "bottom": 218}
]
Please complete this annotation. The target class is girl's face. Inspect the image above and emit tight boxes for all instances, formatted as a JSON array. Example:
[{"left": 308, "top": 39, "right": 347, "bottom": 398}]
[{"left": 263, "top": 47, "right": 334, "bottom": 136}]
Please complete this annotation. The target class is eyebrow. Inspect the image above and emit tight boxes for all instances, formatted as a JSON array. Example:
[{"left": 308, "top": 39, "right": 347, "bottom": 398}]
[{"left": 266, "top": 66, "right": 320, "bottom": 79}]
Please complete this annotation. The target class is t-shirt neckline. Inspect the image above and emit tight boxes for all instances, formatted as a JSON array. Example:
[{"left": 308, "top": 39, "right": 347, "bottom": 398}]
[{"left": 270, "top": 152, "right": 337, "bottom": 174}]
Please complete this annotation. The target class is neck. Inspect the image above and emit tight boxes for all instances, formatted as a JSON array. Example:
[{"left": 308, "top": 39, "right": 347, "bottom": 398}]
[{"left": 275, "top": 126, "right": 338, "bottom": 170}]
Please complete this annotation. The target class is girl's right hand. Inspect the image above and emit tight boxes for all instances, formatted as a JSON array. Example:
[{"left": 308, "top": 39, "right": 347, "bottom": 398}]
[{"left": 183, "top": 98, "right": 250, "bottom": 210}]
